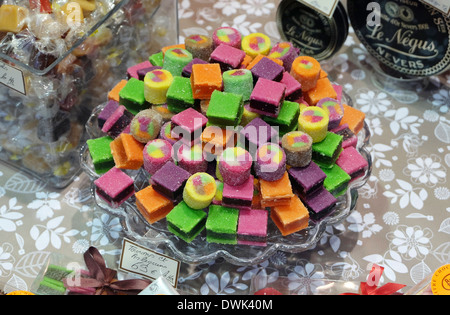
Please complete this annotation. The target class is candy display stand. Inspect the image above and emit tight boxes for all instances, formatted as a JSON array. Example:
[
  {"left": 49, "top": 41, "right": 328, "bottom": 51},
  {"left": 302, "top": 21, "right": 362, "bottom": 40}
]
[{"left": 0, "top": 0, "right": 179, "bottom": 189}]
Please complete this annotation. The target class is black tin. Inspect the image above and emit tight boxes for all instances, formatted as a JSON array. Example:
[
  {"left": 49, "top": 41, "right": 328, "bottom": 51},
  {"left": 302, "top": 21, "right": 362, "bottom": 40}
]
[
  {"left": 276, "top": 0, "right": 349, "bottom": 61},
  {"left": 348, "top": 0, "right": 450, "bottom": 77}
]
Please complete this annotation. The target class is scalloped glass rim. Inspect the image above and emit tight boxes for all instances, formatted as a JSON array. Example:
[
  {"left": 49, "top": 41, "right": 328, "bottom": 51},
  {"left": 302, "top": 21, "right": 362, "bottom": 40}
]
[{"left": 81, "top": 96, "right": 372, "bottom": 266}]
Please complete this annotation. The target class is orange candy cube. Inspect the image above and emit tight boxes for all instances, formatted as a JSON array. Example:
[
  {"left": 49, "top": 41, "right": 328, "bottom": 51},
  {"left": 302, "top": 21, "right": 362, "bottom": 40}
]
[
  {"left": 108, "top": 80, "right": 128, "bottom": 103},
  {"left": 303, "top": 77, "right": 338, "bottom": 106},
  {"left": 271, "top": 195, "right": 309, "bottom": 236},
  {"left": 135, "top": 186, "right": 174, "bottom": 224},
  {"left": 201, "top": 125, "right": 236, "bottom": 156},
  {"left": 110, "top": 133, "right": 144, "bottom": 170},
  {"left": 339, "top": 104, "right": 366, "bottom": 134},
  {"left": 259, "top": 172, "right": 294, "bottom": 208},
  {"left": 191, "top": 63, "right": 223, "bottom": 99}
]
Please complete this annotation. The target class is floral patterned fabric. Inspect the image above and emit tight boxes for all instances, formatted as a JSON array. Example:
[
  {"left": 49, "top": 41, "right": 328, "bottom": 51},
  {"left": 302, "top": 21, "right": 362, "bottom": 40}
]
[{"left": 1, "top": 0, "right": 449, "bottom": 295}]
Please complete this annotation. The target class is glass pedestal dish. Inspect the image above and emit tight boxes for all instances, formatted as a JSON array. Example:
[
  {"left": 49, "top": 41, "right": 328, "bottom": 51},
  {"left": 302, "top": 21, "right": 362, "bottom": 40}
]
[{"left": 80, "top": 93, "right": 372, "bottom": 266}]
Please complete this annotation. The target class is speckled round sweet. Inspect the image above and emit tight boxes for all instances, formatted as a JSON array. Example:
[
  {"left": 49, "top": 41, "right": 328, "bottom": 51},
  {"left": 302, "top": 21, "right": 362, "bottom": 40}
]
[
  {"left": 185, "top": 34, "right": 213, "bottom": 61},
  {"left": 183, "top": 172, "right": 217, "bottom": 209},
  {"left": 176, "top": 143, "right": 208, "bottom": 174},
  {"left": 316, "top": 98, "right": 344, "bottom": 130},
  {"left": 130, "top": 109, "right": 163, "bottom": 143},
  {"left": 298, "top": 106, "right": 329, "bottom": 143},
  {"left": 163, "top": 47, "right": 193, "bottom": 77},
  {"left": 223, "top": 69, "right": 254, "bottom": 101},
  {"left": 213, "top": 27, "right": 242, "bottom": 49},
  {"left": 281, "top": 131, "right": 313, "bottom": 168},
  {"left": 254, "top": 143, "right": 286, "bottom": 182},
  {"left": 290, "top": 56, "right": 322, "bottom": 92},
  {"left": 143, "top": 139, "right": 173, "bottom": 175},
  {"left": 218, "top": 147, "right": 253, "bottom": 186},
  {"left": 241, "top": 33, "right": 271, "bottom": 58}
]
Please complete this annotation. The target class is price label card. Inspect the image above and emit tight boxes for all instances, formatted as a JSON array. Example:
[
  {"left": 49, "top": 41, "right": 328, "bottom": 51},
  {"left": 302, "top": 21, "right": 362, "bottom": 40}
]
[
  {"left": 119, "top": 238, "right": 180, "bottom": 288},
  {"left": 298, "top": 0, "right": 339, "bottom": 18},
  {"left": 420, "top": 0, "right": 450, "bottom": 16},
  {"left": 0, "top": 61, "right": 26, "bottom": 95}
]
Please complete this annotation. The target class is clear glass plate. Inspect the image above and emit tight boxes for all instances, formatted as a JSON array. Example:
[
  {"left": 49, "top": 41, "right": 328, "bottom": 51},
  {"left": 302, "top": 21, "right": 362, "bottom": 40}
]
[{"left": 81, "top": 96, "right": 372, "bottom": 266}]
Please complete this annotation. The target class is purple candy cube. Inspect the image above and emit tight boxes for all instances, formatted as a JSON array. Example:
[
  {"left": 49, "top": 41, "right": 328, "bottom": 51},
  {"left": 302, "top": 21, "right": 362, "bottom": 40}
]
[
  {"left": 250, "top": 57, "right": 284, "bottom": 83},
  {"left": 150, "top": 161, "right": 191, "bottom": 202},
  {"left": 288, "top": 161, "right": 326, "bottom": 196},
  {"left": 300, "top": 187, "right": 337, "bottom": 222},
  {"left": 98, "top": 100, "right": 119, "bottom": 129}
]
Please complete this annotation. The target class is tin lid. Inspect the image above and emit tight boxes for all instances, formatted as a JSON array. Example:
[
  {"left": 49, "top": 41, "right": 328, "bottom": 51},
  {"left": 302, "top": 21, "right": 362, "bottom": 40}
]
[
  {"left": 347, "top": 0, "right": 450, "bottom": 77},
  {"left": 276, "top": 0, "right": 349, "bottom": 61}
]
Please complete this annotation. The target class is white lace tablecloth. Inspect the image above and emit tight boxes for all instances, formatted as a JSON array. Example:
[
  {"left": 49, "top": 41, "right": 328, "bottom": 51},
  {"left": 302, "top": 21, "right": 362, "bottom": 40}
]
[{"left": 1, "top": 0, "right": 449, "bottom": 295}]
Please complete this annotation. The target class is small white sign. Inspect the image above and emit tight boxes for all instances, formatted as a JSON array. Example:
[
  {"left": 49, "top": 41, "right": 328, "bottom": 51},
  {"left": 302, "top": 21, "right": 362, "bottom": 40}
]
[
  {"left": 298, "top": 0, "right": 340, "bottom": 18},
  {"left": 420, "top": 0, "right": 450, "bottom": 16},
  {"left": 119, "top": 238, "right": 180, "bottom": 288},
  {"left": 0, "top": 60, "right": 26, "bottom": 95}
]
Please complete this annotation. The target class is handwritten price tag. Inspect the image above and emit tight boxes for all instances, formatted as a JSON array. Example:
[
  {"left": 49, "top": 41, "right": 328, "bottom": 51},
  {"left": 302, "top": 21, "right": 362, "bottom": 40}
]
[
  {"left": 119, "top": 238, "right": 180, "bottom": 288},
  {"left": 0, "top": 61, "right": 26, "bottom": 95},
  {"left": 298, "top": 0, "right": 339, "bottom": 18}
]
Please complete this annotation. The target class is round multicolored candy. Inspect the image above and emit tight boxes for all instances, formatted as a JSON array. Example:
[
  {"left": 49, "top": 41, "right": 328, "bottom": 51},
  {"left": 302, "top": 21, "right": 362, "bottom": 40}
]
[
  {"left": 218, "top": 147, "right": 253, "bottom": 186},
  {"left": 268, "top": 42, "right": 299, "bottom": 72},
  {"left": 160, "top": 121, "right": 179, "bottom": 145},
  {"left": 176, "top": 143, "right": 208, "bottom": 175},
  {"left": 183, "top": 172, "right": 217, "bottom": 209},
  {"left": 130, "top": 109, "right": 163, "bottom": 143},
  {"left": 281, "top": 131, "right": 313, "bottom": 168},
  {"left": 185, "top": 34, "right": 213, "bottom": 61},
  {"left": 241, "top": 33, "right": 271, "bottom": 58},
  {"left": 290, "top": 56, "right": 322, "bottom": 92},
  {"left": 254, "top": 143, "right": 286, "bottom": 182},
  {"left": 316, "top": 98, "right": 344, "bottom": 130},
  {"left": 144, "top": 69, "right": 174, "bottom": 105},
  {"left": 213, "top": 27, "right": 242, "bottom": 49},
  {"left": 143, "top": 139, "right": 173, "bottom": 175},
  {"left": 163, "top": 47, "right": 193, "bottom": 77},
  {"left": 223, "top": 69, "right": 254, "bottom": 101},
  {"left": 298, "top": 106, "right": 329, "bottom": 143}
]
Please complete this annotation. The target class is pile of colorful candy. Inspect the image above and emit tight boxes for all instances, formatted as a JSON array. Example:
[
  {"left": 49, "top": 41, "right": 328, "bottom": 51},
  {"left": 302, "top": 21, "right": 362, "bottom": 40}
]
[{"left": 87, "top": 27, "right": 368, "bottom": 247}]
